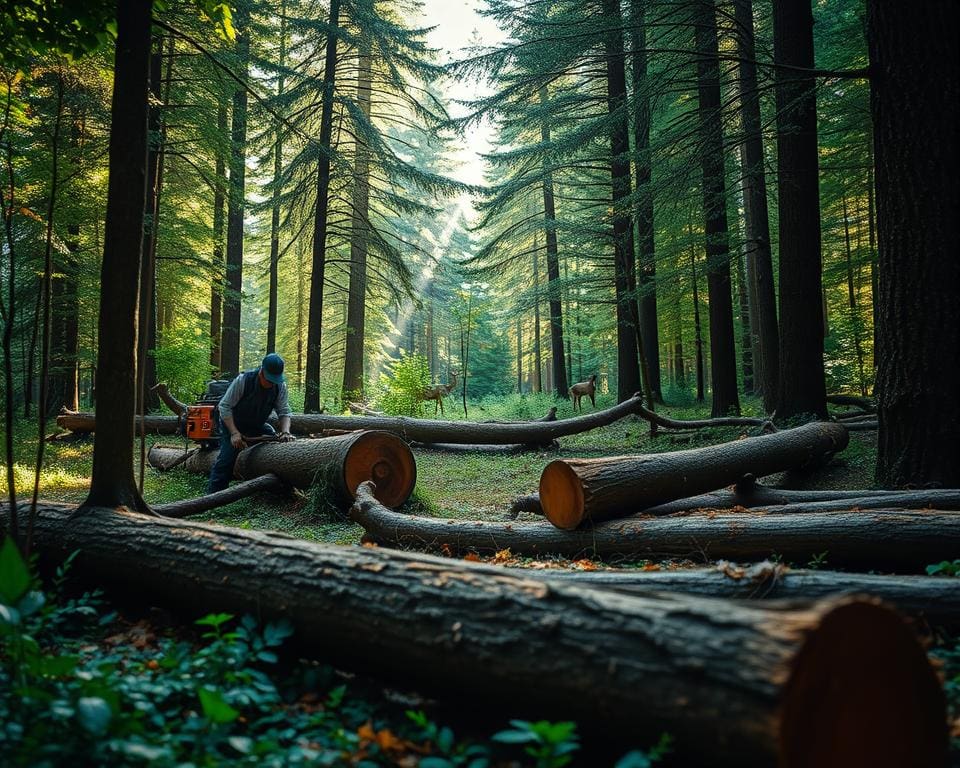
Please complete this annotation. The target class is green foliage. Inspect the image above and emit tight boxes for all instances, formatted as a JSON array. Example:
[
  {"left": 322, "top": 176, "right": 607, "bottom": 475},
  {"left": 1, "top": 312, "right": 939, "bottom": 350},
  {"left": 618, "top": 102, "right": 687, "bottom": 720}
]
[
  {"left": 152, "top": 322, "right": 215, "bottom": 403},
  {"left": 377, "top": 352, "right": 431, "bottom": 416},
  {"left": 807, "top": 551, "right": 829, "bottom": 570},
  {"left": 926, "top": 560, "right": 960, "bottom": 577},
  {"left": 612, "top": 734, "right": 672, "bottom": 768},
  {"left": 405, "top": 710, "right": 490, "bottom": 768},
  {"left": 492, "top": 719, "right": 579, "bottom": 768}
]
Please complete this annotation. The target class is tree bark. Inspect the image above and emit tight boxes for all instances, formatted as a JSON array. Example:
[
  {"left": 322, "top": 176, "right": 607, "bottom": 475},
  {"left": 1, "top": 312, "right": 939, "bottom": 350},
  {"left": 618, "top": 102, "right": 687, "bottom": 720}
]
[
  {"left": 869, "top": 0, "right": 960, "bottom": 487},
  {"left": 773, "top": 0, "right": 828, "bottom": 420},
  {"left": 220, "top": 5, "right": 250, "bottom": 379},
  {"left": 602, "top": 0, "right": 641, "bottom": 402},
  {"left": 209, "top": 99, "right": 227, "bottom": 374},
  {"left": 59, "top": 393, "right": 649, "bottom": 445},
  {"left": 538, "top": 565, "right": 960, "bottom": 630},
  {"left": 694, "top": 0, "right": 740, "bottom": 417},
  {"left": 734, "top": 0, "right": 779, "bottom": 411},
  {"left": 152, "top": 473, "right": 286, "bottom": 518},
  {"left": 538, "top": 87, "right": 569, "bottom": 399},
  {"left": 82, "top": 0, "right": 152, "bottom": 512},
  {"left": 6, "top": 500, "right": 946, "bottom": 768},
  {"left": 539, "top": 422, "right": 848, "bottom": 528},
  {"left": 304, "top": 0, "right": 341, "bottom": 412},
  {"left": 266, "top": 1, "right": 286, "bottom": 355},
  {"left": 148, "top": 429, "right": 414, "bottom": 507},
  {"left": 352, "top": 481, "right": 960, "bottom": 573},
  {"left": 342, "top": 38, "right": 372, "bottom": 401},
  {"left": 690, "top": 225, "right": 705, "bottom": 402},
  {"left": 629, "top": 2, "right": 661, "bottom": 404}
]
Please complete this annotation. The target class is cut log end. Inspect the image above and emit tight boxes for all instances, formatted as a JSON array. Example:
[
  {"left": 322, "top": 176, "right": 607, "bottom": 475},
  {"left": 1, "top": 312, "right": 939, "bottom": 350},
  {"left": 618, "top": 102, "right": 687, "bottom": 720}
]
[
  {"left": 343, "top": 430, "right": 416, "bottom": 508},
  {"left": 779, "top": 599, "right": 946, "bottom": 767},
  {"left": 539, "top": 459, "right": 585, "bottom": 530}
]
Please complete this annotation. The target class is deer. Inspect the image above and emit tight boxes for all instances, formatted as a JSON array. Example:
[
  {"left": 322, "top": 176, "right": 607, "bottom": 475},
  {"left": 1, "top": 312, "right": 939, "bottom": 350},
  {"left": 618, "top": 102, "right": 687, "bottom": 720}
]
[
  {"left": 420, "top": 371, "right": 459, "bottom": 416},
  {"left": 570, "top": 374, "right": 597, "bottom": 412}
]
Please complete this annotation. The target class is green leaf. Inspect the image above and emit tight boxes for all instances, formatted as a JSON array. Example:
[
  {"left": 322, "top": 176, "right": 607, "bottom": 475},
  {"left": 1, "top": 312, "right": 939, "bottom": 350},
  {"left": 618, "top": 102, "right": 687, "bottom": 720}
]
[
  {"left": 198, "top": 687, "right": 240, "bottom": 724},
  {"left": 491, "top": 729, "right": 536, "bottom": 744},
  {"left": 0, "top": 537, "right": 31, "bottom": 604},
  {"left": 196, "top": 612, "right": 233, "bottom": 628},
  {"left": 0, "top": 604, "right": 21, "bottom": 625},
  {"left": 419, "top": 758, "right": 455, "bottom": 768},
  {"left": 77, "top": 697, "right": 112, "bottom": 736},
  {"left": 263, "top": 619, "right": 294, "bottom": 646},
  {"left": 228, "top": 736, "right": 253, "bottom": 754},
  {"left": 17, "top": 590, "right": 45, "bottom": 617}
]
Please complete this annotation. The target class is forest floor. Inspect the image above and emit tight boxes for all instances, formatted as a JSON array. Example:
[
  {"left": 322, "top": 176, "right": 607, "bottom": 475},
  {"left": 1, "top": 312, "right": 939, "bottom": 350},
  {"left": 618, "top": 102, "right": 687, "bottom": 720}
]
[{"left": 3, "top": 394, "right": 956, "bottom": 766}]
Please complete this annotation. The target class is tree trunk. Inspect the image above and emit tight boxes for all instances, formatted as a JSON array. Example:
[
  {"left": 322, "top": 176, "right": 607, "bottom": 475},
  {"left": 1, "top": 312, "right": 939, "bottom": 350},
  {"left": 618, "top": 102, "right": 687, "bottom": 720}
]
[
  {"left": 209, "top": 99, "right": 227, "bottom": 375},
  {"left": 734, "top": 0, "right": 779, "bottom": 412},
  {"left": 690, "top": 226, "right": 705, "bottom": 402},
  {"left": 538, "top": 87, "right": 569, "bottom": 399},
  {"left": 695, "top": 0, "right": 740, "bottom": 417},
  {"left": 531, "top": 243, "right": 542, "bottom": 393},
  {"left": 538, "top": 565, "right": 960, "bottom": 631},
  {"left": 841, "top": 191, "right": 868, "bottom": 396},
  {"left": 773, "top": 0, "right": 828, "bottom": 420},
  {"left": 735, "top": 248, "right": 754, "bottom": 393},
  {"left": 869, "top": 0, "right": 960, "bottom": 487},
  {"left": 352, "top": 482, "right": 960, "bottom": 573},
  {"left": 629, "top": 2, "right": 661, "bottom": 404},
  {"left": 6, "top": 501, "right": 946, "bottom": 768},
  {"left": 304, "top": 0, "right": 341, "bottom": 412},
  {"left": 148, "top": 430, "right": 414, "bottom": 507},
  {"left": 220, "top": 5, "right": 250, "bottom": 379},
  {"left": 82, "top": 0, "right": 152, "bottom": 512},
  {"left": 266, "top": 1, "right": 287, "bottom": 355},
  {"left": 342, "top": 39, "right": 372, "bottom": 401},
  {"left": 64, "top": 392, "right": 649, "bottom": 443},
  {"left": 539, "top": 422, "right": 848, "bottom": 528},
  {"left": 602, "top": 0, "right": 641, "bottom": 402}
]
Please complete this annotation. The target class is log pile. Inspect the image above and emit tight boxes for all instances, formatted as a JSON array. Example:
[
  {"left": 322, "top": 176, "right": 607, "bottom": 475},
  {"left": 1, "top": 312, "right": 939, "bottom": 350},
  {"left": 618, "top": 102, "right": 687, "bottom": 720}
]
[{"left": 3, "top": 501, "right": 947, "bottom": 767}]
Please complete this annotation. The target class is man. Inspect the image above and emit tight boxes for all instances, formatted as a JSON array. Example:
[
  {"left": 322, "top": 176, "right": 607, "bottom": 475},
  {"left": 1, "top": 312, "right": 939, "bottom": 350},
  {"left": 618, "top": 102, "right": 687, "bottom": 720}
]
[{"left": 206, "top": 353, "right": 294, "bottom": 493}]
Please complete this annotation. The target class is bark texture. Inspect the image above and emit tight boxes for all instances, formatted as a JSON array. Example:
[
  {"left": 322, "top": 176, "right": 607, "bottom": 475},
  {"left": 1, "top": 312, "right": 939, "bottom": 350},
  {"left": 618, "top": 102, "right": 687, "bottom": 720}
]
[
  {"left": 5, "top": 501, "right": 946, "bottom": 768},
  {"left": 539, "top": 422, "right": 848, "bottom": 528},
  {"left": 869, "top": 0, "right": 960, "bottom": 486},
  {"left": 148, "top": 430, "right": 414, "bottom": 507},
  {"left": 352, "top": 482, "right": 960, "bottom": 571}
]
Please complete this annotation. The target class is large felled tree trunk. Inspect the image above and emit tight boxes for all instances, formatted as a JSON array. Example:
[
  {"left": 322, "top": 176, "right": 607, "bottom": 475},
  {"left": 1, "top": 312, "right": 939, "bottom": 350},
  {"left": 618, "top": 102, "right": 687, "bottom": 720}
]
[
  {"left": 61, "top": 392, "right": 648, "bottom": 444},
  {"left": 82, "top": 0, "right": 152, "bottom": 512},
  {"left": 148, "top": 430, "right": 415, "bottom": 507},
  {"left": 869, "top": 0, "right": 960, "bottom": 487},
  {"left": 5, "top": 501, "right": 946, "bottom": 768},
  {"left": 539, "top": 422, "right": 848, "bottom": 529},
  {"left": 304, "top": 0, "right": 340, "bottom": 412},
  {"left": 694, "top": 0, "right": 740, "bottom": 417},
  {"left": 352, "top": 481, "right": 960, "bottom": 571},
  {"left": 773, "top": 0, "right": 828, "bottom": 420}
]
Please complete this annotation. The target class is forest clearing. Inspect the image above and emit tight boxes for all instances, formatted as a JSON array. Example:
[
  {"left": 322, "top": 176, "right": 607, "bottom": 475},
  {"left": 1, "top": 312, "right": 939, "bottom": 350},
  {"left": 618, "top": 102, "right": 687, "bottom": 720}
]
[{"left": 1, "top": 0, "right": 958, "bottom": 766}]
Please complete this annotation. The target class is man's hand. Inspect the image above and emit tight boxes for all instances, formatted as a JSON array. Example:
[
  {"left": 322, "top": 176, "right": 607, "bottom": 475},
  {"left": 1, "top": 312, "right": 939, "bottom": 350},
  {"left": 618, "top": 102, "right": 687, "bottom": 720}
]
[
  {"left": 230, "top": 432, "right": 247, "bottom": 450},
  {"left": 277, "top": 431, "right": 294, "bottom": 443}
]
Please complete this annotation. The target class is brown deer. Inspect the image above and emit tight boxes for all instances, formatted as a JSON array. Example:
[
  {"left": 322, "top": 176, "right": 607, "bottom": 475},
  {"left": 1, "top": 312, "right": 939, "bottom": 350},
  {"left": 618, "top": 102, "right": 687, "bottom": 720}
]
[
  {"left": 570, "top": 374, "right": 597, "bottom": 412},
  {"left": 421, "top": 371, "right": 459, "bottom": 416}
]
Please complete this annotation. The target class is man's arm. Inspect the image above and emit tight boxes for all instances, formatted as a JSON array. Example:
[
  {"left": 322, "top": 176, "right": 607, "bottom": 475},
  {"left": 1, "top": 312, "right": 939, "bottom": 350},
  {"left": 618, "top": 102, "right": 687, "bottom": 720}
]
[
  {"left": 218, "top": 377, "right": 247, "bottom": 449},
  {"left": 275, "top": 383, "right": 293, "bottom": 440}
]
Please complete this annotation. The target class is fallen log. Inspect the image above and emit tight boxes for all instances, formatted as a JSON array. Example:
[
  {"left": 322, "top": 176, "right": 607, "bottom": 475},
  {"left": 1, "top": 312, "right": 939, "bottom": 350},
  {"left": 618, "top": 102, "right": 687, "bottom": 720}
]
[
  {"left": 539, "top": 422, "right": 850, "bottom": 529},
  {"left": 347, "top": 402, "right": 385, "bottom": 417},
  {"left": 842, "top": 420, "right": 878, "bottom": 431},
  {"left": 351, "top": 482, "right": 960, "bottom": 570},
  {"left": 411, "top": 442, "right": 557, "bottom": 454},
  {"left": 58, "top": 393, "right": 648, "bottom": 445},
  {"left": 637, "top": 403, "right": 776, "bottom": 432},
  {"left": 5, "top": 500, "right": 946, "bottom": 768},
  {"left": 533, "top": 564, "right": 960, "bottom": 629},
  {"left": 151, "top": 474, "right": 286, "bottom": 518},
  {"left": 148, "top": 430, "right": 415, "bottom": 507},
  {"left": 826, "top": 394, "right": 875, "bottom": 412}
]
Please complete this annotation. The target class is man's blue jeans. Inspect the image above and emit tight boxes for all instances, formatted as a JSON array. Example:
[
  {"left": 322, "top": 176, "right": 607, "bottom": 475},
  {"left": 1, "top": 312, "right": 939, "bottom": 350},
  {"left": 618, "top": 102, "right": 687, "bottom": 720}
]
[{"left": 205, "top": 423, "right": 276, "bottom": 494}]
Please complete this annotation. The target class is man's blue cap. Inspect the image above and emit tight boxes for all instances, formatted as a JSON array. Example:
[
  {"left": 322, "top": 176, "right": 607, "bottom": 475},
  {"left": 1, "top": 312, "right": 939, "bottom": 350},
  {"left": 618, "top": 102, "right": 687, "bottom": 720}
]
[{"left": 261, "top": 353, "right": 285, "bottom": 385}]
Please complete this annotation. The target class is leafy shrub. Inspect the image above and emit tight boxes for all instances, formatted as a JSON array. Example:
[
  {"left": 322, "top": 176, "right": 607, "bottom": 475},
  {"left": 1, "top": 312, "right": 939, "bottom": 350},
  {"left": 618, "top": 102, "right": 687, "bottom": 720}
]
[
  {"left": 153, "top": 323, "right": 215, "bottom": 404},
  {"left": 376, "top": 352, "right": 431, "bottom": 416},
  {"left": 926, "top": 559, "right": 960, "bottom": 577}
]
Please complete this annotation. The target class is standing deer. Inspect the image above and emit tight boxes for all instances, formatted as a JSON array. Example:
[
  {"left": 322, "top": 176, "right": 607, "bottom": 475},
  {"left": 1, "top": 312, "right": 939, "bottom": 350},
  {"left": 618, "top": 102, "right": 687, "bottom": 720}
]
[
  {"left": 421, "top": 371, "right": 458, "bottom": 416},
  {"left": 570, "top": 374, "right": 597, "bottom": 412}
]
